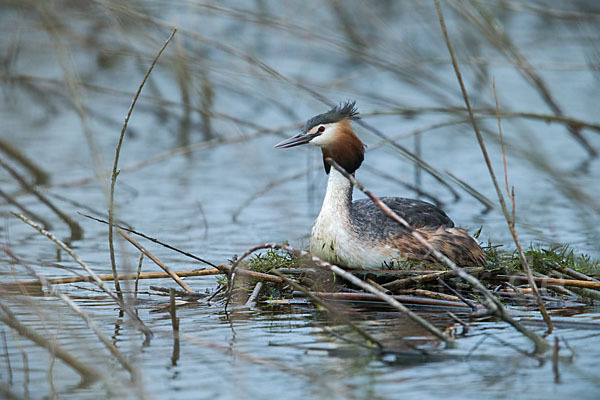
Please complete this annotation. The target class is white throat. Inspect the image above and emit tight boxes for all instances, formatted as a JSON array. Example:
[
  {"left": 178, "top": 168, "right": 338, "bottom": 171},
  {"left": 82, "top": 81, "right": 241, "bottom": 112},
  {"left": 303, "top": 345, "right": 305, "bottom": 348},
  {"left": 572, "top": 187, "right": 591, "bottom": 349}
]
[
  {"left": 320, "top": 168, "right": 353, "bottom": 217},
  {"left": 309, "top": 168, "right": 357, "bottom": 266}
]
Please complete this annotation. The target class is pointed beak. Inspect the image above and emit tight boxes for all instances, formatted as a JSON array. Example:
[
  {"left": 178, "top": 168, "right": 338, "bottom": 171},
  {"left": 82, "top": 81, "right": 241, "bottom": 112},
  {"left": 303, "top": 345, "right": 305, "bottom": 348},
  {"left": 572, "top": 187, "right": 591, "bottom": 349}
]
[{"left": 273, "top": 132, "right": 314, "bottom": 149}]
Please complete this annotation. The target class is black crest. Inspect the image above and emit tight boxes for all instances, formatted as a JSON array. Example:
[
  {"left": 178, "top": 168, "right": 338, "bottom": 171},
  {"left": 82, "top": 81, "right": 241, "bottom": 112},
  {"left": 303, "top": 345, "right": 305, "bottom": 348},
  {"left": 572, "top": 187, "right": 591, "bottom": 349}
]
[{"left": 303, "top": 100, "right": 360, "bottom": 133}]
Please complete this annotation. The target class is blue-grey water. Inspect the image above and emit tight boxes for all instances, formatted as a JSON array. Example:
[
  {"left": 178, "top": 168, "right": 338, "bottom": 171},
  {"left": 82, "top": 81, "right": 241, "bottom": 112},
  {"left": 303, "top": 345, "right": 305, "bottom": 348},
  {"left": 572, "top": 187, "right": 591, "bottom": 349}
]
[{"left": 1, "top": 1, "right": 599, "bottom": 399}]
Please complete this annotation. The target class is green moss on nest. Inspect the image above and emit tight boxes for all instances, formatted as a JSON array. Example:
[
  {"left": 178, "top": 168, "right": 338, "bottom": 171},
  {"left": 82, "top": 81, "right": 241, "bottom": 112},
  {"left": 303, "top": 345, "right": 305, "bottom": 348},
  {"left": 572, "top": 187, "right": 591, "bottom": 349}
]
[
  {"left": 243, "top": 247, "right": 300, "bottom": 273},
  {"left": 485, "top": 243, "right": 599, "bottom": 276}
]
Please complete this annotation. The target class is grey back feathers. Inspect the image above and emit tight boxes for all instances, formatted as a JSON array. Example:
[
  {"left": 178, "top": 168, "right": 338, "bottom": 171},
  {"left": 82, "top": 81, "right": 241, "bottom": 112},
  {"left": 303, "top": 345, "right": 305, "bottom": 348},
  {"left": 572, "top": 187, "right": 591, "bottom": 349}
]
[{"left": 303, "top": 100, "right": 360, "bottom": 133}]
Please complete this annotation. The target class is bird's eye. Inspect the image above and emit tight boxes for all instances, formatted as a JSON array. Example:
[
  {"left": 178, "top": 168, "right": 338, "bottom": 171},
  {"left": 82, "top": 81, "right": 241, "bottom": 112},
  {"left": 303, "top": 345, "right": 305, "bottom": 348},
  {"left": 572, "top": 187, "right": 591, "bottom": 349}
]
[{"left": 318, "top": 126, "right": 325, "bottom": 133}]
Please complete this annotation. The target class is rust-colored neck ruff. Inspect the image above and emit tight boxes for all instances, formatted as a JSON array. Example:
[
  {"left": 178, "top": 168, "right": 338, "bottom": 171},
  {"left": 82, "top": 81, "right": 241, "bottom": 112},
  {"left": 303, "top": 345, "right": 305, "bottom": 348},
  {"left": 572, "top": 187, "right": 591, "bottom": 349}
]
[{"left": 321, "top": 119, "right": 365, "bottom": 174}]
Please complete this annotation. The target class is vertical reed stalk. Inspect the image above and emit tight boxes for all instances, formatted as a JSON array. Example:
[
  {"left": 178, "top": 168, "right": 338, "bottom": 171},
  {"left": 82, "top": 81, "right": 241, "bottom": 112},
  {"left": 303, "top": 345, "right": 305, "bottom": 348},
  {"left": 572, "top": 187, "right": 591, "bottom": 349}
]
[
  {"left": 108, "top": 29, "right": 177, "bottom": 301},
  {"left": 434, "top": 0, "right": 553, "bottom": 335}
]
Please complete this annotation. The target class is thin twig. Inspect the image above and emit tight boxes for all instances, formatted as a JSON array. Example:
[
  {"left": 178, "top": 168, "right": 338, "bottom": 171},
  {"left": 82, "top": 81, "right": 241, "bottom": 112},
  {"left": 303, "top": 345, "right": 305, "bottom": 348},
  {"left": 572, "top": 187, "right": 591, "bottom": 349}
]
[
  {"left": 437, "top": 278, "right": 478, "bottom": 311},
  {"left": 150, "top": 286, "right": 206, "bottom": 299},
  {"left": 547, "top": 262, "right": 600, "bottom": 283},
  {"left": 82, "top": 213, "right": 217, "bottom": 268},
  {"left": 244, "top": 282, "right": 263, "bottom": 307},
  {"left": 134, "top": 253, "right": 144, "bottom": 301},
  {"left": 490, "top": 275, "right": 600, "bottom": 290},
  {"left": 1, "top": 269, "right": 220, "bottom": 288},
  {"left": 383, "top": 267, "right": 483, "bottom": 291},
  {"left": 119, "top": 230, "right": 193, "bottom": 293},
  {"left": 218, "top": 263, "right": 283, "bottom": 284},
  {"left": 108, "top": 28, "right": 177, "bottom": 301}
]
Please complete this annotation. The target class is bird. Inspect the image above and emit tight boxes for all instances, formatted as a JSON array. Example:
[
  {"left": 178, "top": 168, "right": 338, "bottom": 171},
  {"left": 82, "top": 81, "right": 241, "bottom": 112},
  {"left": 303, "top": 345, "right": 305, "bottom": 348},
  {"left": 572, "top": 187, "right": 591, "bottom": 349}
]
[{"left": 274, "top": 101, "right": 486, "bottom": 270}]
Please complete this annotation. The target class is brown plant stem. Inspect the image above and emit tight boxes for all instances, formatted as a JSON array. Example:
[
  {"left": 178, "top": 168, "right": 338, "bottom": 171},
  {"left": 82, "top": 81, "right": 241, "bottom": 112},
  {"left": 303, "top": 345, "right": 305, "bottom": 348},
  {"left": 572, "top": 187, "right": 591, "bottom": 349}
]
[
  {"left": 1, "top": 269, "right": 220, "bottom": 288},
  {"left": 383, "top": 267, "right": 483, "bottom": 291},
  {"left": 119, "top": 230, "right": 193, "bottom": 293},
  {"left": 217, "top": 264, "right": 283, "bottom": 284},
  {"left": 83, "top": 213, "right": 217, "bottom": 268},
  {"left": 108, "top": 28, "right": 177, "bottom": 301},
  {"left": 490, "top": 275, "right": 600, "bottom": 290}
]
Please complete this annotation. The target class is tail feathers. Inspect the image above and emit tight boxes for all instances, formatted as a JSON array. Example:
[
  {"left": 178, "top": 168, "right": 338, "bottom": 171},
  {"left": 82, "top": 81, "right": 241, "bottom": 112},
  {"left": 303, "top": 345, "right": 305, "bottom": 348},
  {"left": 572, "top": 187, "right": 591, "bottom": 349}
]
[{"left": 397, "top": 227, "right": 486, "bottom": 267}]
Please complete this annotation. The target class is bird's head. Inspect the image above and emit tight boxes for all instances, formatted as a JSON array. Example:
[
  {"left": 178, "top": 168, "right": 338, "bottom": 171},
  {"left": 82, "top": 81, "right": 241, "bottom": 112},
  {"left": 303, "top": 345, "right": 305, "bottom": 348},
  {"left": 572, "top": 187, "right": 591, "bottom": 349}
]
[{"left": 274, "top": 101, "right": 365, "bottom": 174}]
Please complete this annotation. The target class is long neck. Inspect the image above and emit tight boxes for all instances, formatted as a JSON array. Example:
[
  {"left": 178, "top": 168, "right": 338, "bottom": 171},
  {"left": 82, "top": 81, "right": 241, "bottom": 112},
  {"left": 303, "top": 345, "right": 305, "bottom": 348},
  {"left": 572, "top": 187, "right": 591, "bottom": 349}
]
[{"left": 319, "top": 168, "right": 353, "bottom": 218}]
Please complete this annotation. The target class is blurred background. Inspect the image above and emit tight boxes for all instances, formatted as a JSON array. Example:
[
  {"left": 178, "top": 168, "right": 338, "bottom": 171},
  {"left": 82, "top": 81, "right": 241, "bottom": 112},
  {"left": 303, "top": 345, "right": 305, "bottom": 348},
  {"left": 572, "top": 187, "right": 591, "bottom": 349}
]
[
  {"left": 1, "top": 0, "right": 599, "bottom": 262},
  {"left": 1, "top": 1, "right": 600, "bottom": 398}
]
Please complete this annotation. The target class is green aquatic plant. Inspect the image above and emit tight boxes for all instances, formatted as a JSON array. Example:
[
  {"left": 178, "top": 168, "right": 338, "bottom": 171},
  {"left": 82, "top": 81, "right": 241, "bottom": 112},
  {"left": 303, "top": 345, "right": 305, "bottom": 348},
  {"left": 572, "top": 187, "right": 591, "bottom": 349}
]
[
  {"left": 243, "top": 247, "right": 299, "bottom": 273},
  {"left": 484, "top": 243, "right": 599, "bottom": 276}
]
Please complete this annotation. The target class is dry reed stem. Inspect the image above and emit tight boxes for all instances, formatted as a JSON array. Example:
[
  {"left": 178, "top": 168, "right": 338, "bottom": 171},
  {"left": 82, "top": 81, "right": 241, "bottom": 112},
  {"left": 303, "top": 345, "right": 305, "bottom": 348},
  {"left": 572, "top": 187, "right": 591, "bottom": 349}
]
[
  {"left": 227, "top": 243, "right": 455, "bottom": 347},
  {"left": 39, "top": 0, "right": 105, "bottom": 189},
  {"left": 2, "top": 247, "right": 138, "bottom": 380},
  {"left": 547, "top": 262, "right": 600, "bottom": 283},
  {"left": 108, "top": 28, "right": 177, "bottom": 301},
  {"left": 84, "top": 214, "right": 218, "bottom": 268},
  {"left": 134, "top": 253, "right": 144, "bottom": 300},
  {"left": 272, "top": 270, "right": 384, "bottom": 349},
  {"left": 0, "top": 159, "right": 82, "bottom": 241},
  {"left": 326, "top": 157, "right": 549, "bottom": 353},
  {"left": 217, "top": 264, "right": 283, "bottom": 284},
  {"left": 119, "top": 230, "right": 193, "bottom": 293},
  {"left": 244, "top": 282, "right": 263, "bottom": 307},
  {"left": 1, "top": 269, "right": 220, "bottom": 288},
  {"left": 383, "top": 267, "right": 483, "bottom": 291},
  {"left": 397, "top": 289, "right": 462, "bottom": 303},
  {"left": 490, "top": 275, "right": 600, "bottom": 290},
  {"left": 11, "top": 213, "right": 153, "bottom": 340},
  {"left": 434, "top": 0, "right": 553, "bottom": 338},
  {"left": 0, "top": 303, "right": 102, "bottom": 382}
]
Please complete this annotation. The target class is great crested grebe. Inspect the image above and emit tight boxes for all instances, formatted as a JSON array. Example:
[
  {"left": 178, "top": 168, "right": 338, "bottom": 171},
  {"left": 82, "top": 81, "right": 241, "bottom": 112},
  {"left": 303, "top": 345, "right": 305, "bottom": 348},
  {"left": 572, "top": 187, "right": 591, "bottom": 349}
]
[{"left": 274, "top": 101, "right": 485, "bottom": 270}]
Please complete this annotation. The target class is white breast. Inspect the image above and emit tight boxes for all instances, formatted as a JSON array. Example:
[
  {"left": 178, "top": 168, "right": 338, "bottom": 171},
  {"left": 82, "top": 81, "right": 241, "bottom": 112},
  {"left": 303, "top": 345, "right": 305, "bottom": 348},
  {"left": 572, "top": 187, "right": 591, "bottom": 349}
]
[{"left": 308, "top": 170, "right": 403, "bottom": 270}]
